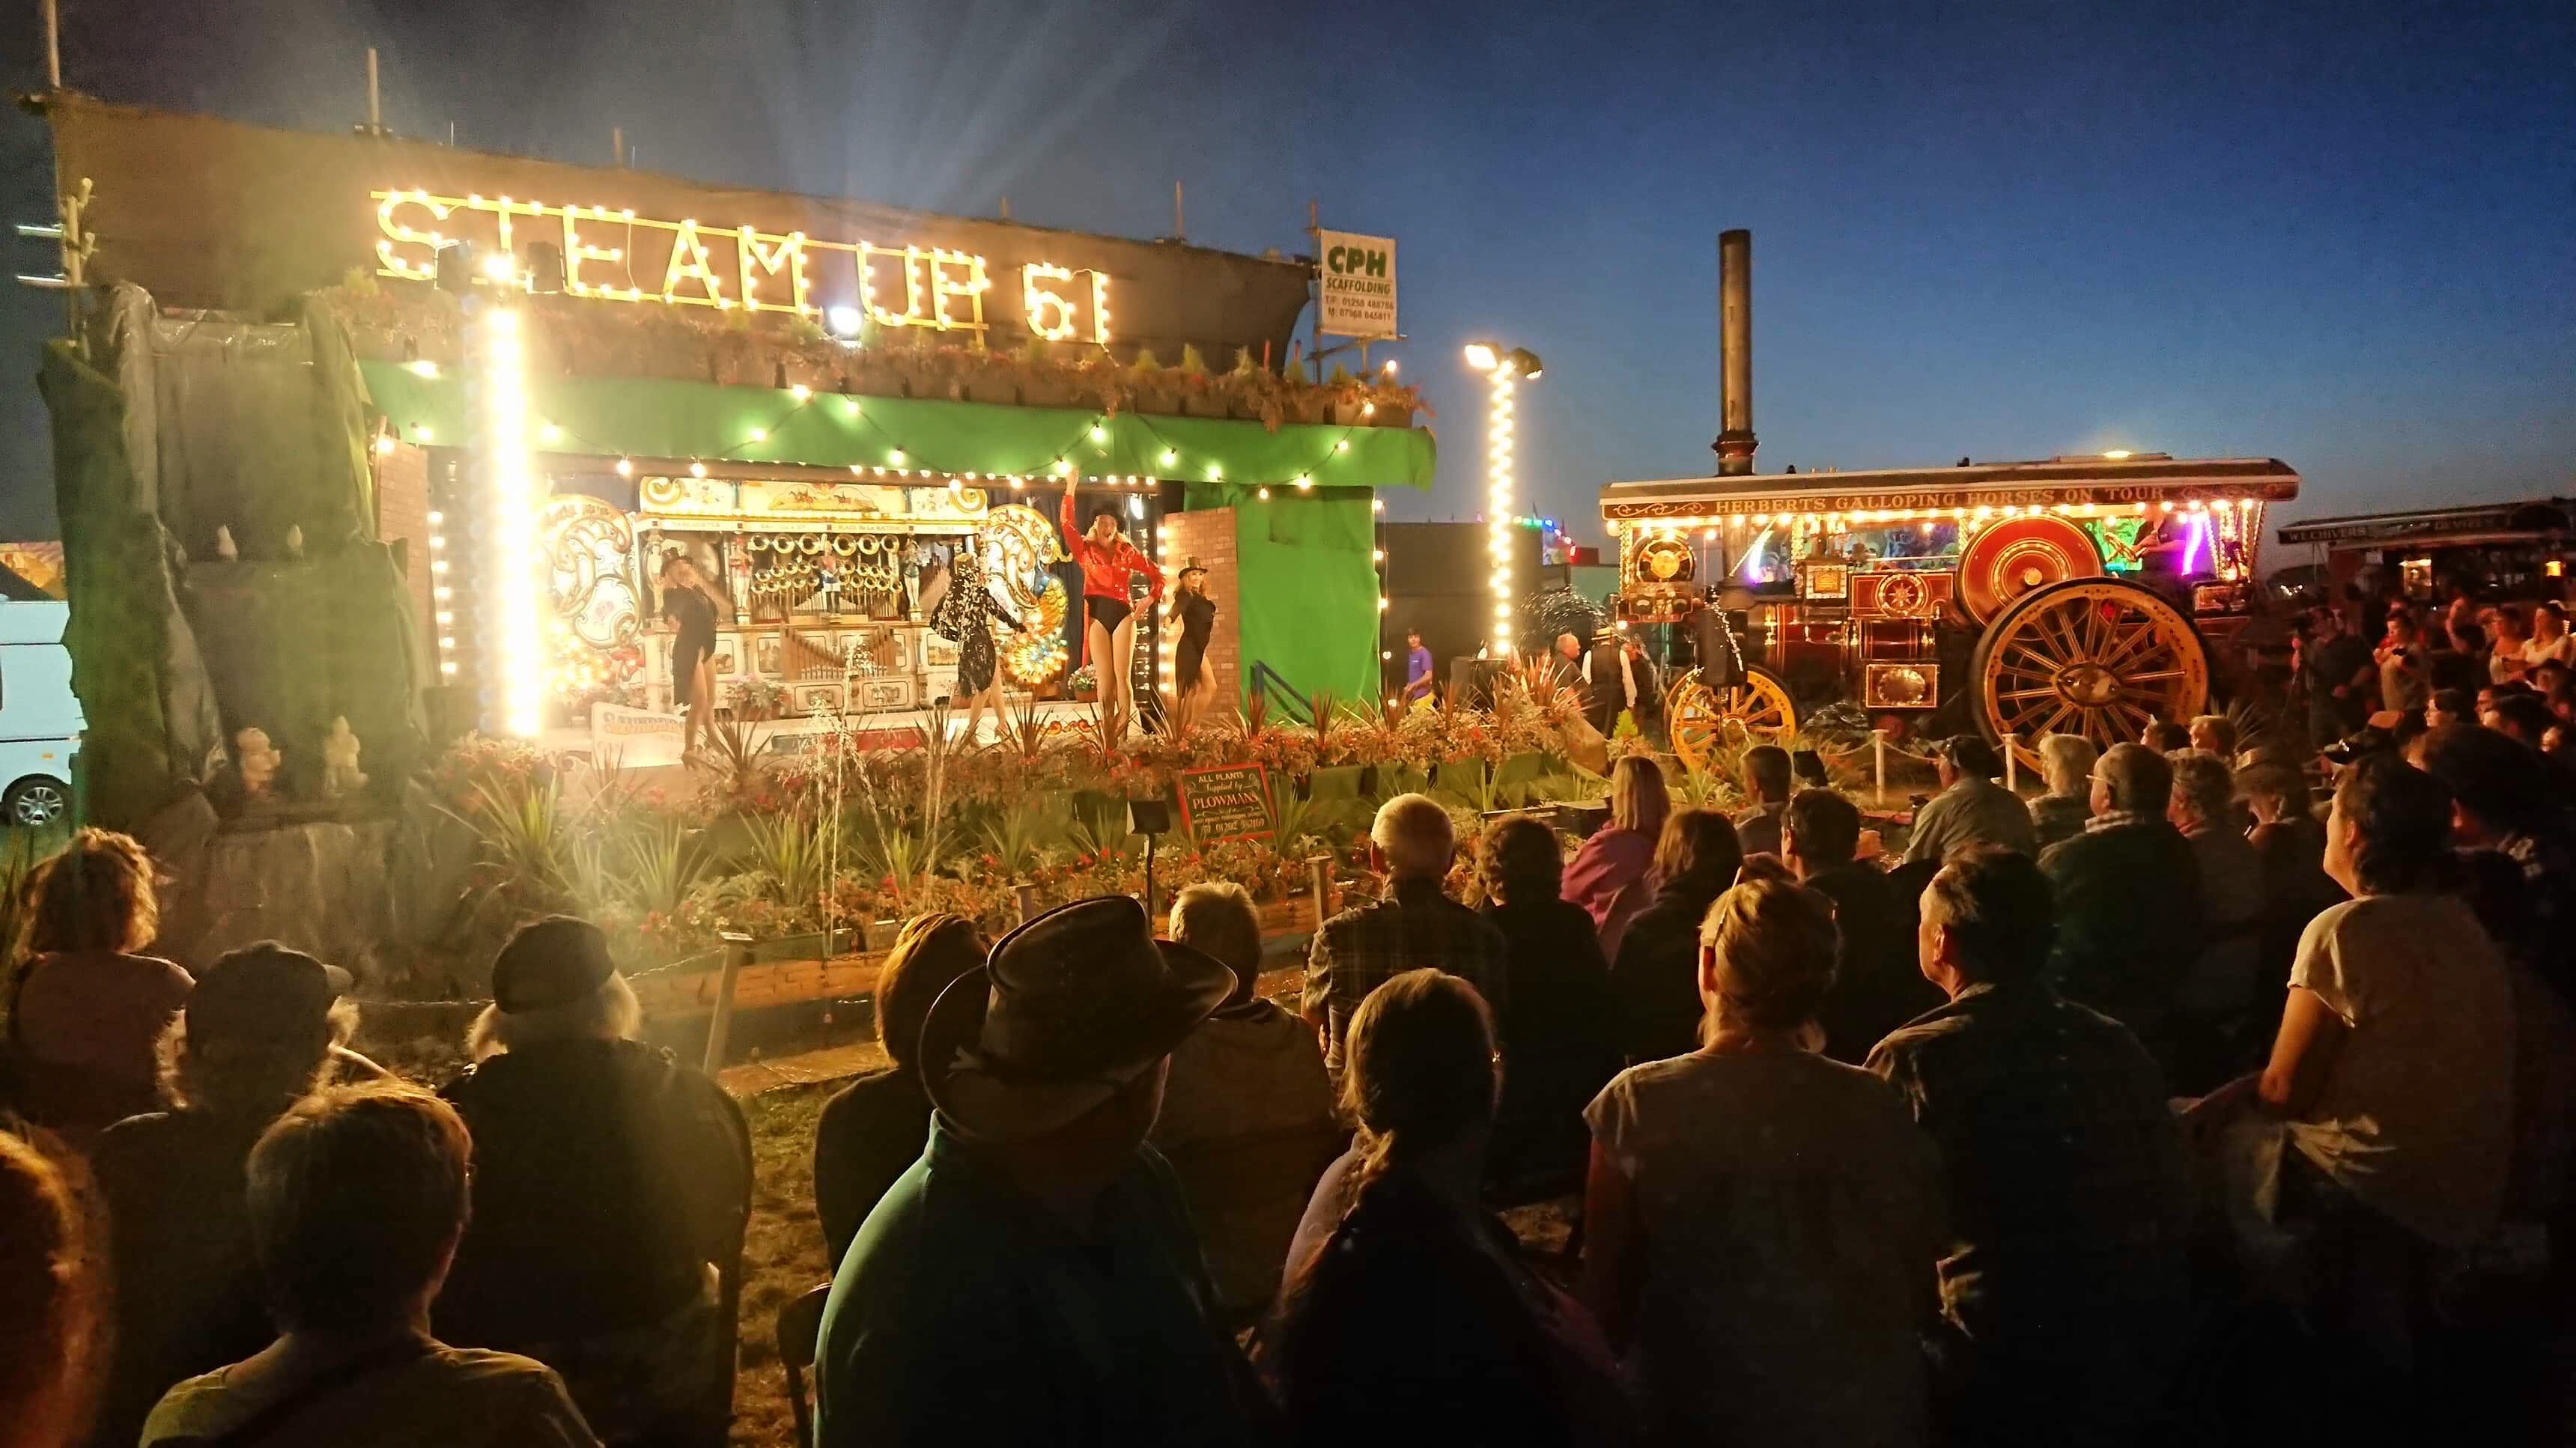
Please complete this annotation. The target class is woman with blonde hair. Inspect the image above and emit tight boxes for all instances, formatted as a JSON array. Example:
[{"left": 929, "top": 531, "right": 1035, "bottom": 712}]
[
  {"left": 3, "top": 828, "right": 192, "bottom": 1144},
  {"left": 1561, "top": 755, "right": 1670, "bottom": 950},
  {"left": 1269, "top": 970, "right": 1632, "bottom": 1446},
  {"left": 2028, "top": 732, "right": 2098, "bottom": 851},
  {"left": 1583, "top": 878, "right": 1942, "bottom": 1447}
]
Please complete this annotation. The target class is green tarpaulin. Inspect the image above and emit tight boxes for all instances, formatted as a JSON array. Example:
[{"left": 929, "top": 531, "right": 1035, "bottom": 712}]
[
  {"left": 1188, "top": 484, "right": 1383, "bottom": 709},
  {"left": 360, "top": 364, "right": 1436, "bottom": 490}
]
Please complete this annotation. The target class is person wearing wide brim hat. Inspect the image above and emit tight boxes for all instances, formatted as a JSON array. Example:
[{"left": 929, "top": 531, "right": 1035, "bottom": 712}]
[
  {"left": 818, "top": 896, "right": 1257, "bottom": 1448},
  {"left": 920, "top": 894, "right": 1236, "bottom": 1140}
]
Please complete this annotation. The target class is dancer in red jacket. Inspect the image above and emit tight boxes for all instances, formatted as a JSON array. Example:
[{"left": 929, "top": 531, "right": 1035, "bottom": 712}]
[{"left": 1061, "top": 478, "right": 1163, "bottom": 740}]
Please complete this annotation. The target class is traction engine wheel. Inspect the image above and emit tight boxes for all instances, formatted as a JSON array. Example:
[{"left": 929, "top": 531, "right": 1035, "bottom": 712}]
[
  {"left": 1668, "top": 665, "right": 1799, "bottom": 773},
  {"left": 1970, "top": 578, "right": 2209, "bottom": 773}
]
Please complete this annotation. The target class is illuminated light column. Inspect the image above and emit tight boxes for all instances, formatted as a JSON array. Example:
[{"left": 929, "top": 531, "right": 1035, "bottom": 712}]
[
  {"left": 1486, "top": 372, "right": 1517, "bottom": 655},
  {"left": 1465, "top": 343, "right": 1543, "bottom": 658},
  {"left": 472, "top": 305, "right": 546, "bottom": 737},
  {"left": 427, "top": 510, "right": 457, "bottom": 678}
]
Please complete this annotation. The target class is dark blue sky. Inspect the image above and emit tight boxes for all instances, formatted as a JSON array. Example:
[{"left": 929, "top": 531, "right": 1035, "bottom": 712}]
[{"left": 4, "top": 0, "right": 2569, "bottom": 548}]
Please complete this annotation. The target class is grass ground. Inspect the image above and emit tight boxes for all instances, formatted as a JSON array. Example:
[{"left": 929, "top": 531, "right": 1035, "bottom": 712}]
[{"left": 732, "top": 1075, "right": 848, "bottom": 1447}]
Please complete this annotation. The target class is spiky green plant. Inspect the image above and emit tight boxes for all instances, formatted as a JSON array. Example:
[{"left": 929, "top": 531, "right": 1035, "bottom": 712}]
[
  {"left": 1066, "top": 797, "right": 1137, "bottom": 863},
  {"left": 616, "top": 818, "right": 713, "bottom": 916},
  {"left": 452, "top": 774, "right": 578, "bottom": 901},
  {"left": 702, "top": 716, "right": 771, "bottom": 798},
  {"left": 978, "top": 804, "right": 1059, "bottom": 880},
  {"left": 738, "top": 809, "right": 831, "bottom": 910},
  {"left": 988, "top": 690, "right": 1051, "bottom": 771}
]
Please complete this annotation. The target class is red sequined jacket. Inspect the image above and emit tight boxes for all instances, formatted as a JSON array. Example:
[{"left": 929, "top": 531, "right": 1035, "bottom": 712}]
[{"left": 1060, "top": 487, "right": 1164, "bottom": 603}]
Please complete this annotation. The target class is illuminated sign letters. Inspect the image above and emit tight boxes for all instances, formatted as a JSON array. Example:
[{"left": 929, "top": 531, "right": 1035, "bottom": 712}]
[{"left": 372, "top": 189, "right": 1110, "bottom": 343}]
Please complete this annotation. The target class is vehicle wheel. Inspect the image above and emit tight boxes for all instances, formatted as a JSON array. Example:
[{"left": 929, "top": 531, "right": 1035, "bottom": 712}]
[
  {"left": 1957, "top": 514, "right": 2106, "bottom": 623},
  {"left": 1970, "top": 578, "right": 2209, "bottom": 773},
  {"left": 1668, "top": 665, "right": 1799, "bottom": 773},
  {"left": 4, "top": 776, "right": 70, "bottom": 828}
]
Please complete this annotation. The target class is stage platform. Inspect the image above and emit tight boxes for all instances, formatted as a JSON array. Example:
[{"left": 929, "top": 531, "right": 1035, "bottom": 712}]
[{"left": 535, "top": 698, "right": 1107, "bottom": 769}]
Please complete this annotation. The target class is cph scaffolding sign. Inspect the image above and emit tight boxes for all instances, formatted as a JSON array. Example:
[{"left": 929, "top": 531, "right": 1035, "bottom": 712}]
[{"left": 1317, "top": 231, "right": 1397, "bottom": 338}]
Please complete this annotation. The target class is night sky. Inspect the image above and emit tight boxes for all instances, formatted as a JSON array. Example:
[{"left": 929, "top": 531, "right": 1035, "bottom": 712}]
[{"left": 2, "top": 0, "right": 2569, "bottom": 553}]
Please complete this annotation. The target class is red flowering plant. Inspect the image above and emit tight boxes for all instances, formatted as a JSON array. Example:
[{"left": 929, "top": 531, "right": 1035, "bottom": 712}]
[{"left": 428, "top": 734, "right": 554, "bottom": 812}]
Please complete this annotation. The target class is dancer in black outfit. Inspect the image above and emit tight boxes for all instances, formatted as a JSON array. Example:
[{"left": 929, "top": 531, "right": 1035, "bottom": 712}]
[
  {"left": 658, "top": 552, "right": 725, "bottom": 764},
  {"left": 933, "top": 541, "right": 1021, "bottom": 743},
  {"left": 1164, "top": 560, "right": 1219, "bottom": 737}
]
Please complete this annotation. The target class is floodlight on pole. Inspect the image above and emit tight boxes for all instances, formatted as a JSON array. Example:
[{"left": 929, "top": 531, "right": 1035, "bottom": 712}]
[
  {"left": 1465, "top": 340, "right": 1540, "bottom": 657},
  {"left": 472, "top": 305, "right": 544, "bottom": 737}
]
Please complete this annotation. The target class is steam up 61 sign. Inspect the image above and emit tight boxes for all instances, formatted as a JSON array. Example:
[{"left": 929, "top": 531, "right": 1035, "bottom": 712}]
[
  {"left": 1176, "top": 764, "right": 1276, "bottom": 843},
  {"left": 1318, "top": 230, "right": 1397, "bottom": 338}
]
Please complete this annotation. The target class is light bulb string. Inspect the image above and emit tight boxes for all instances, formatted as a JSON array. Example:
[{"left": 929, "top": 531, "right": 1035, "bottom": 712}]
[{"left": 398, "top": 382, "right": 1378, "bottom": 491}]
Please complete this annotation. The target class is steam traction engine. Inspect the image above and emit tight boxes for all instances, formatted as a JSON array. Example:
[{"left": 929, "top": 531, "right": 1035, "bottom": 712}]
[{"left": 1601, "top": 454, "right": 2300, "bottom": 770}]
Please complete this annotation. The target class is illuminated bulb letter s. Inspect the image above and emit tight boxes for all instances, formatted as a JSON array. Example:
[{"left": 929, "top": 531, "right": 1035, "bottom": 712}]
[{"left": 374, "top": 191, "right": 449, "bottom": 281}]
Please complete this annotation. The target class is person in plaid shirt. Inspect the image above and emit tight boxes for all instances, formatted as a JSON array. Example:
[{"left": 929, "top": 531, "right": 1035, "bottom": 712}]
[{"left": 1303, "top": 795, "right": 1507, "bottom": 1074}]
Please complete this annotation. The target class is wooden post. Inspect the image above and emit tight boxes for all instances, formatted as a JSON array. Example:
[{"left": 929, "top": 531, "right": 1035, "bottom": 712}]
[
  {"left": 41, "top": 0, "right": 61, "bottom": 90},
  {"left": 1143, "top": 833, "right": 1158, "bottom": 928},
  {"left": 1307, "top": 855, "right": 1333, "bottom": 928},
  {"left": 2003, "top": 732, "right": 2018, "bottom": 792},
  {"left": 1015, "top": 882, "right": 1040, "bottom": 923},
  {"left": 1872, "top": 730, "right": 1887, "bottom": 803},
  {"left": 702, "top": 932, "right": 754, "bottom": 1077}
]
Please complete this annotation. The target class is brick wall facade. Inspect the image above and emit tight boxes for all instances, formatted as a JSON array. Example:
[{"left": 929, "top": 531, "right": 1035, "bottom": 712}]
[{"left": 1157, "top": 508, "right": 1242, "bottom": 714}]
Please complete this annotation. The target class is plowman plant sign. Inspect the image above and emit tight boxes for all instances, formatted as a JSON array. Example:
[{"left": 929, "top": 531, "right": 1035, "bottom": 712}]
[{"left": 1318, "top": 230, "right": 1397, "bottom": 339}]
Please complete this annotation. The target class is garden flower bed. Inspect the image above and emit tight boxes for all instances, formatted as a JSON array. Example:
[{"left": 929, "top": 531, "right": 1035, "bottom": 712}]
[{"left": 421, "top": 668, "right": 1849, "bottom": 998}]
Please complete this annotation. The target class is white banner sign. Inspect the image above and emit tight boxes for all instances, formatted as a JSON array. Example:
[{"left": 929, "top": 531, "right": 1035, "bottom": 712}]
[
  {"left": 591, "top": 702, "right": 687, "bottom": 769},
  {"left": 1317, "top": 230, "right": 1397, "bottom": 338}
]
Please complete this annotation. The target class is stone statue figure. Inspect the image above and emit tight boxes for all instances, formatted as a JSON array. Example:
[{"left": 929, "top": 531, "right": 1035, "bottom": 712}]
[
  {"left": 321, "top": 717, "right": 368, "bottom": 797},
  {"left": 234, "top": 727, "right": 283, "bottom": 800}
]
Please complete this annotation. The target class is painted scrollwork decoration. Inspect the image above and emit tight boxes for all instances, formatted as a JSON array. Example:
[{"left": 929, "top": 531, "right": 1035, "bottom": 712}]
[
  {"left": 541, "top": 496, "right": 642, "bottom": 649},
  {"left": 979, "top": 504, "right": 1068, "bottom": 614}
]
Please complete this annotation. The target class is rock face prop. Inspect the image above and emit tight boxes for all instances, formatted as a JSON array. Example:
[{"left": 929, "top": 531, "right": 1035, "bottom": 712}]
[
  {"left": 321, "top": 716, "right": 368, "bottom": 797},
  {"left": 234, "top": 726, "right": 282, "bottom": 800},
  {"left": 152, "top": 816, "right": 403, "bottom": 977}
]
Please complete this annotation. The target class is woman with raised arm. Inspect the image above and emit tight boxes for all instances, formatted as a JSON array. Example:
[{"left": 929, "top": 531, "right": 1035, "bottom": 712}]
[{"left": 1060, "top": 477, "right": 1163, "bottom": 740}]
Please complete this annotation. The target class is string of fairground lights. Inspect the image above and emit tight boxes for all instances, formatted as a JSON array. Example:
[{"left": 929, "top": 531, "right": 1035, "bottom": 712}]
[
  {"left": 1611, "top": 496, "right": 2257, "bottom": 537},
  {"left": 376, "top": 367, "right": 1378, "bottom": 497},
  {"left": 393, "top": 397, "right": 1389, "bottom": 653},
  {"left": 1611, "top": 495, "right": 2267, "bottom": 599},
  {"left": 383, "top": 349, "right": 1394, "bottom": 729}
]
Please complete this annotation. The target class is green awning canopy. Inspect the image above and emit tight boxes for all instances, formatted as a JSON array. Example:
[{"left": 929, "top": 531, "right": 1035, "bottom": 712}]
[{"left": 361, "top": 362, "right": 1434, "bottom": 490}]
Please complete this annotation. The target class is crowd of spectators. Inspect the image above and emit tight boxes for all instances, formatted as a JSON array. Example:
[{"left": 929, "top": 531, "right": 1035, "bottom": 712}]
[{"left": 6, "top": 586, "right": 2576, "bottom": 1446}]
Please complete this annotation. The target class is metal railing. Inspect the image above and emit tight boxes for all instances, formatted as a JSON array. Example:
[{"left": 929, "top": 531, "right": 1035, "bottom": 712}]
[{"left": 1248, "top": 660, "right": 1310, "bottom": 724}]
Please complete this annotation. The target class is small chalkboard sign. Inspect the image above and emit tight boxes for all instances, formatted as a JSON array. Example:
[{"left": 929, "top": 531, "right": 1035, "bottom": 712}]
[{"left": 1176, "top": 764, "right": 1275, "bottom": 843}]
